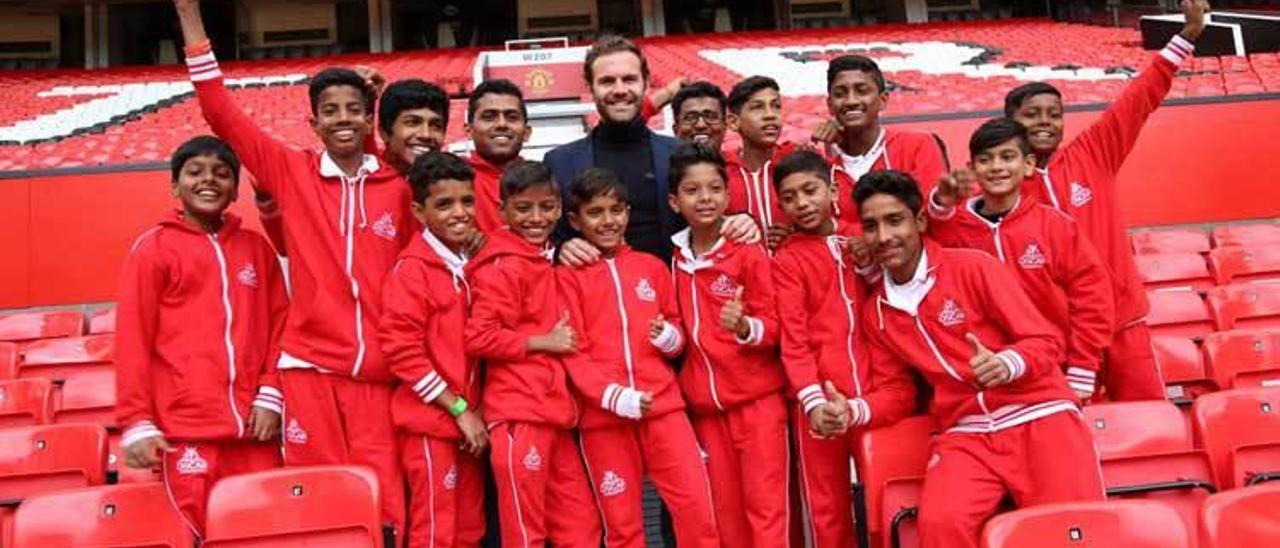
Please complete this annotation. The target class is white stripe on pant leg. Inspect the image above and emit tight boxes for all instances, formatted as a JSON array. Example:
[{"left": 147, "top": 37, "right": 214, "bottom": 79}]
[
  {"left": 506, "top": 429, "right": 532, "bottom": 548},
  {"left": 576, "top": 431, "right": 610, "bottom": 542},
  {"left": 423, "top": 436, "right": 437, "bottom": 548},
  {"left": 162, "top": 454, "right": 202, "bottom": 539}
]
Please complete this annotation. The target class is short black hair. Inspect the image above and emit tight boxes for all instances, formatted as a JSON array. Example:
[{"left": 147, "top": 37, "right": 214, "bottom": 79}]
[
  {"left": 379, "top": 79, "right": 450, "bottom": 134},
  {"left": 566, "top": 168, "right": 629, "bottom": 214},
  {"left": 672, "top": 81, "right": 726, "bottom": 119},
  {"left": 406, "top": 151, "right": 474, "bottom": 204},
  {"left": 467, "top": 79, "right": 527, "bottom": 124},
  {"left": 1003, "top": 82, "right": 1061, "bottom": 117},
  {"left": 668, "top": 142, "right": 728, "bottom": 194},
  {"left": 970, "top": 118, "right": 1032, "bottom": 157},
  {"left": 500, "top": 160, "right": 557, "bottom": 201},
  {"left": 827, "top": 55, "right": 886, "bottom": 93},
  {"left": 727, "top": 76, "right": 780, "bottom": 114},
  {"left": 772, "top": 149, "right": 830, "bottom": 192},
  {"left": 309, "top": 67, "right": 376, "bottom": 117},
  {"left": 170, "top": 135, "right": 240, "bottom": 182},
  {"left": 853, "top": 169, "right": 923, "bottom": 215}
]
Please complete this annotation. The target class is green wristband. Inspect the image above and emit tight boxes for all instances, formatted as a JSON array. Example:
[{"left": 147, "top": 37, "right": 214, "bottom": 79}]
[{"left": 448, "top": 397, "right": 469, "bottom": 418}]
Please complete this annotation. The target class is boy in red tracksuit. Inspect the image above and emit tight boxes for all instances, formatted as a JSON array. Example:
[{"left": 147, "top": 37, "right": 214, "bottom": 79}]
[
  {"left": 927, "top": 119, "right": 1115, "bottom": 402},
  {"left": 667, "top": 143, "right": 790, "bottom": 548},
  {"left": 1004, "top": 0, "right": 1208, "bottom": 401},
  {"left": 464, "top": 79, "right": 532, "bottom": 233},
  {"left": 175, "top": 1, "right": 410, "bottom": 533},
  {"left": 724, "top": 76, "right": 800, "bottom": 250},
  {"left": 771, "top": 149, "right": 874, "bottom": 547},
  {"left": 848, "top": 170, "right": 1104, "bottom": 548},
  {"left": 815, "top": 55, "right": 947, "bottom": 221},
  {"left": 558, "top": 168, "right": 720, "bottom": 548},
  {"left": 116, "top": 136, "right": 287, "bottom": 535},
  {"left": 465, "top": 161, "right": 601, "bottom": 548},
  {"left": 380, "top": 152, "right": 489, "bottom": 548}
]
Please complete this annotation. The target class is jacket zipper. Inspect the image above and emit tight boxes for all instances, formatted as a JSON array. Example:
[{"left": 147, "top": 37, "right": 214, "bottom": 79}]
[
  {"left": 688, "top": 272, "right": 724, "bottom": 411},
  {"left": 208, "top": 234, "right": 245, "bottom": 437},
  {"left": 912, "top": 314, "right": 988, "bottom": 421},
  {"left": 606, "top": 260, "right": 636, "bottom": 388}
]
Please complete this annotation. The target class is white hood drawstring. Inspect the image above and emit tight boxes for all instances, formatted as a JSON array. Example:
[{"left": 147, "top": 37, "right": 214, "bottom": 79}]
[{"left": 422, "top": 228, "right": 469, "bottom": 294}]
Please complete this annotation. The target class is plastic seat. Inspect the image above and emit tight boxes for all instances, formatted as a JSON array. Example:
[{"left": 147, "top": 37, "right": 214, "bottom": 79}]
[
  {"left": 1211, "top": 223, "right": 1280, "bottom": 248},
  {"left": 1152, "top": 336, "right": 1216, "bottom": 401},
  {"left": 0, "top": 378, "right": 54, "bottom": 427},
  {"left": 1209, "top": 246, "right": 1280, "bottom": 285},
  {"left": 0, "top": 311, "right": 84, "bottom": 342},
  {"left": 11, "top": 483, "right": 193, "bottom": 547},
  {"left": 53, "top": 370, "right": 116, "bottom": 428},
  {"left": 1192, "top": 387, "right": 1280, "bottom": 489},
  {"left": 88, "top": 307, "right": 116, "bottom": 334},
  {"left": 1201, "top": 328, "right": 1280, "bottom": 390},
  {"left": 1084, "top": 401, "right": 1193, "bottom": 458},
  {"left": 1135, "top": 253, "right": 1214, "bottom": 292},
  {"left": 0, "top": 343, "right": 16, "bottom": 379},
  {"left": 203, "top": 466, "right": 382, "bottom": 547},
  {"left": 1199, "top": 483, "right": 1280, "bottom": 547},
  {"left": 1134, "top": 229, "right": 1210, "bottom": 256},
  {"left": 1206, "top": 283, "right": 1280, "bottom": 331},
  {"left": 18, "top": 334, "right": 115, "bottom": 380},
  {"left": 1146, "top": 289, "right": 1216, "bottom": 340},
  {"left": 855, "top": 415, "right": 932, "bottom": 548},
  {"left": 0, "top": 424, "right": 107, "bottom": 501},
  {"left": 980, "top": 500, "right": 1190, "bottom": 548}
]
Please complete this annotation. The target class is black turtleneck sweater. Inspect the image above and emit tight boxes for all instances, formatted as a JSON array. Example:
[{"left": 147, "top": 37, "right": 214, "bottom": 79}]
[{"left": 591, "top": 119, "right": 666, "bottom": 258}]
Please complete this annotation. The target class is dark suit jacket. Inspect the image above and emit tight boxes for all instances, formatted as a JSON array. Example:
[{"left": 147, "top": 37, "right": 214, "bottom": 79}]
[{"left": 544, "top": 127, "right": 682, "bottom": 261}]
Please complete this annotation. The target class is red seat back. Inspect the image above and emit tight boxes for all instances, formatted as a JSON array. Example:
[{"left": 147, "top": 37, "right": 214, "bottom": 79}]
[
  {"left": 0, "top": 378, "right": 54, "bottom": 427},
  {"left": 1231, "top": 442, "right": 1280, "bottom": 488},
  {"left": 1147, "top": 289, "right": 1215, "bottom": 339},
  {"left": 88, "top": 307, "right": 116, "bottom": 335},
  {"left": 203, "top": 466, "right": 382, "bottom": 547},
  {"left": 0, "top": 424, "right": 107, "bottom": 501},
  {"left": 18, "top": 335, "right": 115, "bottom": 381},
  {"left": 1210, "top": 223, "right": 1280, "bottom": 248},
  {"left": 1151, "top": 336, "right": 1216, "bottom": 400},
  {"left": 1192, "top": 387, "right": 1280, "bottom": 488},
  {"left": 1136, "top": 253, "right": 1214, "bottom": 292},
  {"left": 53, "top": 370, "right": 117, "bottom": 428},
  {"left": 1210, "top": 246, "right": 1280, "bottom": 285},
  {"left": 1207, "top": 283, "right": 1280, "bottom": 331},
  {"left": 12, "top": 483, "right": 193, "bottom": 547},
  {"left": 0, "top": 343, "right": 16, "bottom": 380},
  {"left": 0, "top": 311, "right": 84, "bottom": 342},
  {"left": 1131, "top": 229, "right": 1210, "bottom": 256},
  {"left": 1199, "top": 483, "right": 1280, "bottom": 547},
  {"left": 981, "top": 500, "right": 1190, "bottom": 548},
  {"left": 855, "top": 415, "right": 932, "bottom": 548},
  {"left": 1084, "top": 401, "right": 1193, "bottom": 459},
  {"left": 1201, "top": 328, "right": 1280, "bottom": 390}
]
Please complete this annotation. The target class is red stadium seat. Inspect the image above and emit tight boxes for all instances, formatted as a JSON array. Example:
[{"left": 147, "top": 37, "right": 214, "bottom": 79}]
[
  {"left": 1199, "top": 483, "right": 1280, "bottom": 547},
  {"left": 1206, "top": 283, "right": 1280, "bottom": 331},
  {"left": 1210, "top": 223, "right": 1280, "bottom": 248},
  {"left": 203, "top": 466, "right": 382, "bottom": 547},
  {"left": 52, "top": 370, "right": 116, "bottom": 428},
  {"left": 0, "top": 311, "right": 84, "bottom": 342},
  {"left": 1152, "top": 336, "right": 1216, "bottom": 401},
  {"left": 1135, "top": 253, "right": 1214, "bottom": 292},
  {"left": 1201, "top": 329, "right": 1280, "bottom": 390},
  {"left": 1192, "top": 387, "right": 1280, "bottom": 489},
  {"left": 18, "top": 334, "right": 114, "bottom": 380},
  {"left": 88, "top": 307, "right": 116, "bottom": 334},
  {"left": 0, "top": 378, "right": 54, "bottom": 427},
  {"left": 1209, "top": 246, "right": 1280, "bottom": 285},
  {"left": 980, "top": 500, "right": 1190, "bottom": 548},
  {"left": 1131, "top": 229, "right": 1211, "bottom": 256},
  {"left": 1085, "top": 401, "right": 1192, "bottom": 458},
  {"left": 0, "top": 424, "right": 107, "bottom": 501},
  {"left": 11, "top": 483, "right": 194, "bottom": 547},
  {"left": 0, "top": 343, "right": 16, "bottom": 379},
  {"left": 1146, "top": 289, "right": 1216, "bottom": 340},
  {"left": 106, "top": 432, "right": 160, "bottom": 485},
  {"left": 855, "top": 415, "right": 932, "bottom": 548}
]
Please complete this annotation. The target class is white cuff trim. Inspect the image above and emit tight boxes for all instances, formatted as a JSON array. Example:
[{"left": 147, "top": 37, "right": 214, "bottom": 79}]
[
  {"left": 122, "top": 420, "right": 164, "bottom": 448},
  {"left": 252, "top": 386, "right": 285, "bottom": 414},
  {"left": 185, "top": 52, "right": 222, "bottom": 82},
  {"left": 412, "top": 371, "right": 448, "bottom": 404},
  {"left": 603, "top": 384, "right": 645, "bottom": 419},
  {"left": 928, "top": 187, "right": 957, "bottom": 221},
  {"left": 797, "top": 384, "right": 828, "bottom": 415},
  {"left": 650, "top": 321, "right": 683, "bottom": 355},
  {"left": 1065, "top": 366, "right": 1097, "bottom": 398},
  {"left": 1161, "top": 35, "right": 1195, "bottom": 64},
  {"left": 995, "top": 349, "right": 1027, "bottom": 381},
  {"left": 849, "top": 397, "right": 871, "bottom": 427},
  {"left": 734, "top": 316, "right": 765, "bottom": 346}
]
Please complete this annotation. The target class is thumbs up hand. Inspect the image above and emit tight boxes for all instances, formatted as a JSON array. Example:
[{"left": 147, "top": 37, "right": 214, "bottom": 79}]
[
  {"left": 529, "top": 311, "right": 577, "bottom": 355},
  {"left": 649, "top": 314, "right": 669, "bottom": 341},
  {"left": 967, "top": 333, "right": 1011, "bottom": 388},
  {"left": 719, "top": 286, "right": 750, "bottom": 338}
]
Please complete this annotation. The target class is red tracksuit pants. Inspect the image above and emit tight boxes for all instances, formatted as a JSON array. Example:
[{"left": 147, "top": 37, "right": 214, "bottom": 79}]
[
  {"left": 161, "top": 438, "right": 280, "bottom": 537},
  {"left": 917, "top": 411, "right": 1105, "bottom": 548},
  {"left": 400, "top": 433, "right": 485, "bottom": 548},
  {"left": 793, "top": 406, "right": 859, "bottom": 548},
  {"left": 694, "top": 393, "right": 792, "bottom": 548},
  {"left": 578, "top": 411, "right": 720, "bottom": 548},
  {"left": 1103, "top": 321, "right": 1166, "bottom": 401},
  {"left": 489, "top": 422, "right": 601, "bottom": 548},
  {"left": 280, "top": 369, "right": 405, "bottom": 538}
]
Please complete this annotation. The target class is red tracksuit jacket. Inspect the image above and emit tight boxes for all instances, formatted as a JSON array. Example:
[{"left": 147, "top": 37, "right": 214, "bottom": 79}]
[
  {"left": 928, "top": 195, "right": 1115, "bottom": 393},
  {"left": 851, "top": 240, "right": 1076, "bottom": 433},
  {"left": 1021, "top": 35, "right": 1194, "bottom": 327},
  {"left": 724, "top": 141, "right": 801, "bottom": 233},
  {"left": 465, "top": 229, "right": 578, "bottom": 428},
  {"left": 188, "top": 50, "right": 415, "bottom": 382},
  {"left": 116, "top": 212, "right": 288, "bottom": 448},
  {"left": 467, "top": 153, "right": 509, "bottom": 234},
  {"left": 773, "top": 220, "right": 874, "bottom": 414},
  {"left": 829, "top": 128, "right": 947, "bottom": 221},
  {"left": 380, "top": 231, "right": 481, "bottom": 439},
  {"left": 670, "top": 230, "right": 786, "bottom": 415},
  {"left": 558, "top": 246, "right": 688, "bottom": 429}
]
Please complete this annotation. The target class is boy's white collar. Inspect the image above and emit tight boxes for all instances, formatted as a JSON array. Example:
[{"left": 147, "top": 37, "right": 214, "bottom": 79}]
[
  {"left": 883, "top": 247, "right": 933, "bottom": 315},
  {"left": 319, "top": 152, "right": 380, "bottom": 178}
]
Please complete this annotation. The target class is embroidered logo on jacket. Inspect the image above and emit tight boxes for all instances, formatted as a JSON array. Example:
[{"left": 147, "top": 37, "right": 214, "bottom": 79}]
[
  {"left": 709, "top": 274, "right": 737, "bottom": 298},
  {"left": 372, "top": 212, "right": 398, "bottom": 241},
  {"left": 635, "top": 278, "right": 657, "bottom": 302},
  {"left": 176, "top": 447, "right": 209, "bottom": 475},
  {"left": 236, "top": 264, "right": 259, "bottom": 288},
  {"left": 600, "top": 470, "right": 627, "bottom": 497},
  {"left": 1018, "top": 243, "right": 1047, "bottom": 269},
  {"left": 1070, "top": 182, "right": 1093, "bottom": 207},
  {"left": 443, "top": 465, "right": 459, "bottom": 490},
  {"left": 938, "top": 298, "right": 966, "bottom": 327},
  {"left": 285, "top": 418, "right": 308, "bottom": 445},
  {"left": 523, "top": 446, "right": 543, "bottom": 471}
]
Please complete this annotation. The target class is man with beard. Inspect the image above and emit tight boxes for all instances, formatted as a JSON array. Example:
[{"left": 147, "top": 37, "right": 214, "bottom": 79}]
[
  {"left": 464, "top": 79, "right": 533, "bottom": 232},
  {"left": 546, "top": 35, "right": 758, "bottom": 264}
]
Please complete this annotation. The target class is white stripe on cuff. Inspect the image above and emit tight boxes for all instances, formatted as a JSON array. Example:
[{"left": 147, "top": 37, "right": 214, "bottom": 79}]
[
  {"left": 121, "top": 421, "right": 164, "bottom": 448},
  {"left": 602, "top": 383, "right": 624, "bottom": 413},
  {"left": 995, "top": 350, "right": 1026, "bottom": 381},
  {"left": 651, "top": 321, "right": 683, "bottom": 354},
  {"left": 797, "top": 384, "right": 828, "bottom": 415},
  {"left": 735, "top": 316, "right": 765, "bottom": 346},
  {"left": 1161, "top": 35, "right": 1195, "bottom": 65},
  {"left": 253, "top": 386, "right": 285, "bottom": 414},
  {"left": 849, "top": 397, "right": 871, "bottom": 427},
  {"left": 927, "top": 187, "right": 957, "bottom": 221}
]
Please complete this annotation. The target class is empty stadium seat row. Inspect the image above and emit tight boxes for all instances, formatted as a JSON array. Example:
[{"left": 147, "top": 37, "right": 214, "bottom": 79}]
[{"left": 1131, "top": 223, "right": 1280, "bottom": 255}]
